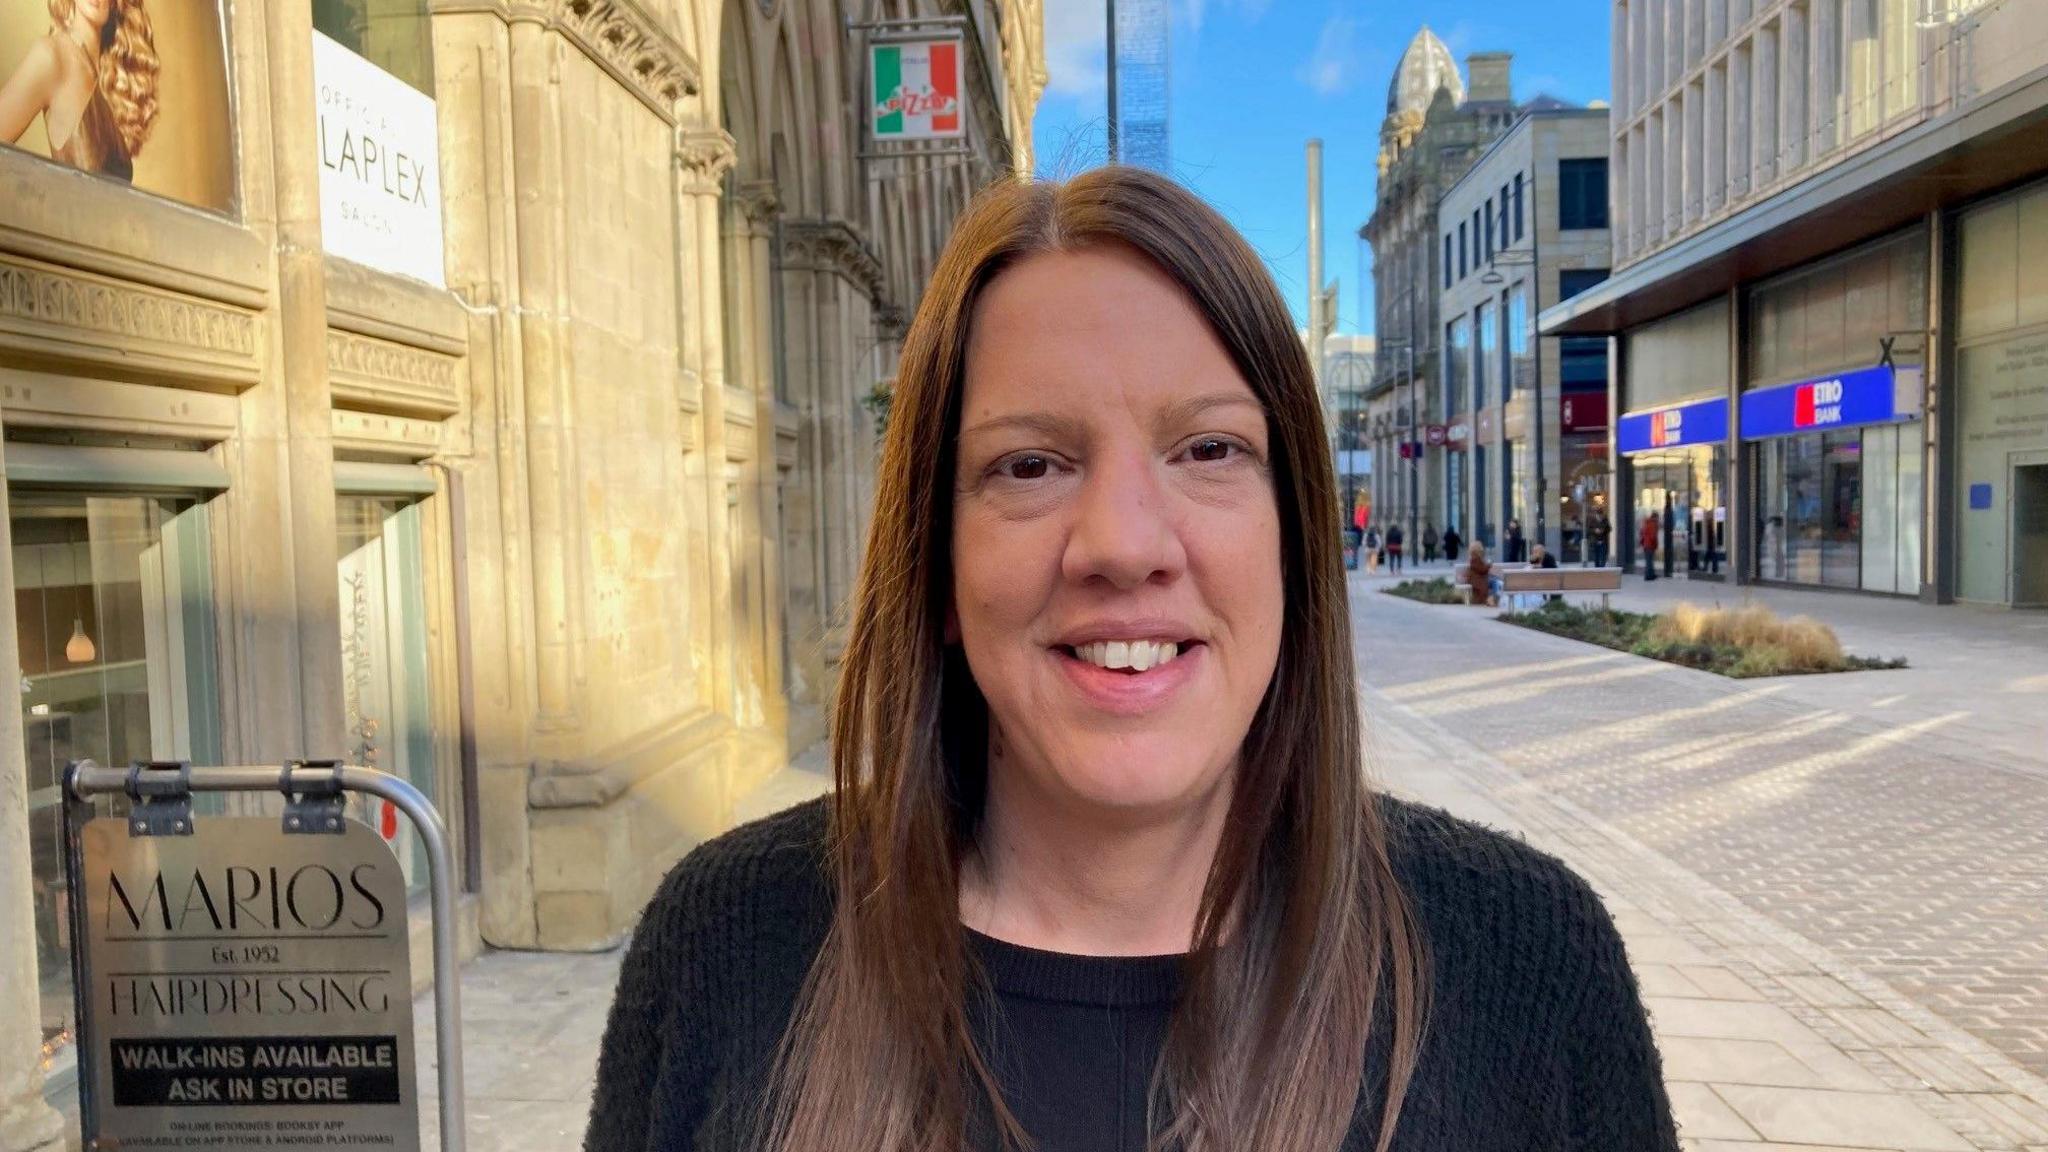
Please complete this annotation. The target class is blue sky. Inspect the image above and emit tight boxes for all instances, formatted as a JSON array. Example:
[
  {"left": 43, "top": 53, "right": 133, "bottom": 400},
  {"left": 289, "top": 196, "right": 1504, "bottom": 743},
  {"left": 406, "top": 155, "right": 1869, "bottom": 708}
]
[{"left": 1030, "top": 0, "right": 1613, "bottom": 335}]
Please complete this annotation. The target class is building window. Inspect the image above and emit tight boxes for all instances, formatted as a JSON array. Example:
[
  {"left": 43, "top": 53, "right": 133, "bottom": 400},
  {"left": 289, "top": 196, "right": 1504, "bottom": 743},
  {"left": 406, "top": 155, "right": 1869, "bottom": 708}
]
[
  {"left": 1558, "top": 158, "right": 1611, "bottom": 230},
  {"left": 1507, "top": 285, "right": 1531, "bottom": 393},
  {"left": 1514, "top": 172, "right": 1526, "bottom": 241},
  {"left": 1458, "top": 222, "right": 1468, "bottom": 280},
  {"left": 1446, "top": 316, "right": 1471, "bottom": 416},
  {"left": 1471, "top": 209, "right": 1483, "bottom": 265},
  {"left": 337, "top": 495, "right": 444, "bottom": 896},
  {"left": 313, "top": 0, "right": 436, "bottom": 94},
  {"left": 1443, "top": 234, "right": 1454, "bottom": 289},
  {"left": 1476, "top": 300, "right": 1495, "bottom": 411},
  {"left": 1484, "top": 199, "right": 1495, "bottom": 263},
  {"left": 1559, "top": 267, "right": 1611, "bottom": 300},
  {"left": 20, "top": 491, "right": 220, "bottom": 1062}
]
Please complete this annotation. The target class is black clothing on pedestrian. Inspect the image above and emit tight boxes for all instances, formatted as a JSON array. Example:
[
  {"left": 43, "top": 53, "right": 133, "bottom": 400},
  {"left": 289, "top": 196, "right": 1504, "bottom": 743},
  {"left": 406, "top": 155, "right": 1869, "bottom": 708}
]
[
  {"left": 587, "top": 798, "right": 1679, "bottom": 1152},
  {"left": 1441, "top": 528, "right": 1462, "bottom": 564}
]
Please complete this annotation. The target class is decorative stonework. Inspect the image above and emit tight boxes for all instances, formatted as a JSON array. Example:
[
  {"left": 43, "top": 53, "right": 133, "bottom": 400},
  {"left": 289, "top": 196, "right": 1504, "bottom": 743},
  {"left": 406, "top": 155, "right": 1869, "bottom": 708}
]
[
  {"left": 559, "top": 0, "right": 698, "bottom": 117},
  {"left": 781, "top": 218, "right": 888, "bottom": 305},
  {"left": 734, "top": 180, "right": 781, "bottom": 227},
  {"left": 438, "top": 1, "right": 699, "bottom": 118},
  {"left": 0, "top": 256, "right": 258, "bottom": 383},
  {"left": 675, "top": 127, "right": 737, "bottom": 195},
  {"left": 327, "top": 329, "right": 463, "bottom": 417}
]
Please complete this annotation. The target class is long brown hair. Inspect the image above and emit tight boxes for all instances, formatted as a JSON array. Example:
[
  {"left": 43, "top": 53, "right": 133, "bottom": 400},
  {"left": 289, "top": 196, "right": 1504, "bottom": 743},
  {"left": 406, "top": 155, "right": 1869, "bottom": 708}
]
[
  {"left": 49, "top": 0, "right": 158, "bottom": 157},
  {"left": 763, "top": 167, "right": 1429, "bottom": 1152}
]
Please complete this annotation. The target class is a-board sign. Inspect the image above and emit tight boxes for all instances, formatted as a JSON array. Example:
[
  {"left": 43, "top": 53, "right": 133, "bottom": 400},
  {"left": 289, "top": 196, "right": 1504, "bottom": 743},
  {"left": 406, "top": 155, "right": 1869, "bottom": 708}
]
[{"left": 74, "top": 814, "right": 419, "bottom": 1150}]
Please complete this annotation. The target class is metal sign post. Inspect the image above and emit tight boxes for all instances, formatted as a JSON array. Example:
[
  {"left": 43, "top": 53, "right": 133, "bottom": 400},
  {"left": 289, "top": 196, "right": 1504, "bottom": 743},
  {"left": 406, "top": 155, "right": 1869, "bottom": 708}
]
[{"left": 63, "top": 759, "right": 466, "bottom": 1152}]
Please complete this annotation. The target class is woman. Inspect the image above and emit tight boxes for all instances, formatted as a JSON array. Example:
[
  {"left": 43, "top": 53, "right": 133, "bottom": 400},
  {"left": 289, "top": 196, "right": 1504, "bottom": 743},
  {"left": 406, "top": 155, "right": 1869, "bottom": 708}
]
[
  {"left": 0, "top": 0, "right": 159, "bottom": 182},
  {"left": 1440, "top": 523, "right": 1461, "bottom": 567},
  {"left": 1463, "top": 541, "right": 1504, "bottom": 608},
  {"left": 1420, "top": 522, "right": 1438, "bottom": 565},
  {"left": 1363, "top": 524, "right": 1382, "bottom": 574},
  {"left": 1505, "top": 519, "right": 1526, "bottom": 564},
  {"left": 586, "top": 168, "right": 1675, "bottom": 1152},
  {"left": 1640, "top": 511, "right": 1661, "bottom": 581}
]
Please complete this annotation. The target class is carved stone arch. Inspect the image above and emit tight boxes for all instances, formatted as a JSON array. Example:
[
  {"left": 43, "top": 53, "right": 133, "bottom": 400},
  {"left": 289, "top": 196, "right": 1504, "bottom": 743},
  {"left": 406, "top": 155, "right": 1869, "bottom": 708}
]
[{"left": 768, "top": 26, "right": 812, "bottom": 217}]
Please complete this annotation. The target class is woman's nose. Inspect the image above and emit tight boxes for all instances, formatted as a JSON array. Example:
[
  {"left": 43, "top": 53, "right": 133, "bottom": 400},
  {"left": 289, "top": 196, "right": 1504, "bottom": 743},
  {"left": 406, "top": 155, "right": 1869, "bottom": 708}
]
[{"left": 1061, "top": 449, "right": 1187, "bottom": 591}]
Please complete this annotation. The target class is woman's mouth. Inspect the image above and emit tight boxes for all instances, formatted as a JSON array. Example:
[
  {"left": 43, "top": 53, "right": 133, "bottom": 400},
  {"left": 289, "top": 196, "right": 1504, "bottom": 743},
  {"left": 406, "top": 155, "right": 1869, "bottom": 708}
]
[{"left": 1050, "top": 641, "right": 1205, "bottom": 714}]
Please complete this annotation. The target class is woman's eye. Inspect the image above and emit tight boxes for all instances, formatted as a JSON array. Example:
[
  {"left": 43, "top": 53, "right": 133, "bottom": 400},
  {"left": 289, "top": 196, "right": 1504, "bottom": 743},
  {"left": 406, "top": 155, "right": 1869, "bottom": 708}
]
[
  {"left": 1187, "top": 438, "right": 1236, "bottom": 463},
  {"left": 1001, "top": 454, "right": 1052, "bottom": 480}
]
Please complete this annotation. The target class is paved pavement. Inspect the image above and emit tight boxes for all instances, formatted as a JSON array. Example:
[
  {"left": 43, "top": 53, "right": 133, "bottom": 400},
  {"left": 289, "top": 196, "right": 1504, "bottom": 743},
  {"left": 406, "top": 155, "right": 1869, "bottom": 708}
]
[{"left": 408, "top": 570, "right": 2048, "bottom": 1150}]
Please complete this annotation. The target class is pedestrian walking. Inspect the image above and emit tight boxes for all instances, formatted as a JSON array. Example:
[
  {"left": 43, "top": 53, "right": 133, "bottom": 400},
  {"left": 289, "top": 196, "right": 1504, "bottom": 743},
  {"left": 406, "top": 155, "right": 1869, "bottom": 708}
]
[
  {"left": 1639, "top": 512, "right": 1660, "bottom": 581},
  {"left": 1441, "top": 524, "right": 1462, "bottom": 568},
  {"left": 1591, "top": 511, "right": 1613, "bottom": 568},
  {"left": 586, "top": 167, "right": 1678, "bottom": 1152},
  {"left": 1363, "top": 525, "right": 1382, "bottom": 574},
  {"left": 1422, "top": 523, "right": 1439, "bottom": 566},
  {"left": 1505, "top": 519, "right": 1526, "bottom": 564},
  {"left": 1662, "top": 497, "right": 1677, "bottom": 579},
  {"left": 1386, "top": 522, "right": 1405, "bottom": 573}
]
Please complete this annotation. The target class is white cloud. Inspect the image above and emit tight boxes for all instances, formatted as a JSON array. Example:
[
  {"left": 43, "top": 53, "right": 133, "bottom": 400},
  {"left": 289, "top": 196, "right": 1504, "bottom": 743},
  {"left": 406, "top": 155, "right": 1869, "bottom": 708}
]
[
  {"left": 1043, "top": 0, "right": 1107, "bottom": 97},
  {"left": 1296, "top": 14, "right": 1362, "bottom": 96}
]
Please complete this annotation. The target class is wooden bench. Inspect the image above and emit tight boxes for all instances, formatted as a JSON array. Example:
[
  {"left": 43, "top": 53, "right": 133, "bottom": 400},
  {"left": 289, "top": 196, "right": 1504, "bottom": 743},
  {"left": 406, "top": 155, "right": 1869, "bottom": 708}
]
[{"left": 1454, "top": 564, "right": 1625, "bottom": 609}]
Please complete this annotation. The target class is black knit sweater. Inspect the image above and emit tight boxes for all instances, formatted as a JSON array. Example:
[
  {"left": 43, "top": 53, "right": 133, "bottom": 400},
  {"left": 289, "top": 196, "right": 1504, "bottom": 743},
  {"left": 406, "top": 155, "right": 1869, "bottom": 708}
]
[{"left": 585, "top": 797, "right": 1679, "bottom": 1152}]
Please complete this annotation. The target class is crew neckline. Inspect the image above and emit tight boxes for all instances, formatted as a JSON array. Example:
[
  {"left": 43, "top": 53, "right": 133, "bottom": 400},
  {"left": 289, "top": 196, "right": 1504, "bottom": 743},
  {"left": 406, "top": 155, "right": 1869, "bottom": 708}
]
[{"left": 966, "top": 926, "right": 1185, "bottom": 1008}]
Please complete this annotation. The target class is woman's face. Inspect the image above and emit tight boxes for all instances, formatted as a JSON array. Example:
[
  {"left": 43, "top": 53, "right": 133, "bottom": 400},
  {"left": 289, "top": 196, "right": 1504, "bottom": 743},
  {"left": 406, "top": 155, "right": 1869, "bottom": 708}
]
[
  {"left": 951, "top": 244, "right": 1285, "bottom": 822},
  {"left": 67, "top": 0, "right": 111, "bottom": 30}
]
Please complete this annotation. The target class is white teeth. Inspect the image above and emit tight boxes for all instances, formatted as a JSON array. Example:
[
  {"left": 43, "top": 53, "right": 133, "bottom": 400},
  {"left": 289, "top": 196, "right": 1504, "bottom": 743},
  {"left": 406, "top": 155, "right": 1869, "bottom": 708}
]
[{"left": 1073, "top": 640, "right": 1182, "bottom": 671}]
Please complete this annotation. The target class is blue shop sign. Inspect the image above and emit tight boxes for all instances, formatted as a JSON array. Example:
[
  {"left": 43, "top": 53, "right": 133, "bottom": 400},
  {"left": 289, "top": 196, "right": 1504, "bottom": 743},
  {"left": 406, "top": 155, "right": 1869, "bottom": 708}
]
[
  {"left": 1617, "top": 396, "right": 1729, "bottom": 454},
  {"left": 1740, "top": 364, "right": 1918, "bottom": 440}
]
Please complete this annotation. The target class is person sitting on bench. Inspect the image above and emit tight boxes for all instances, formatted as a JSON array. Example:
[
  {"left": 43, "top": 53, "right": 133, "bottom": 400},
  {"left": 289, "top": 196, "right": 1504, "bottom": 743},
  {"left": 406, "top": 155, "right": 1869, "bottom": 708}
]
[
  {"left": 1464, "top": 542, "right": 1503, "bottom": 607},
  {"left": 1529, "top": 541, "right": 1561, "bottom": 604}
]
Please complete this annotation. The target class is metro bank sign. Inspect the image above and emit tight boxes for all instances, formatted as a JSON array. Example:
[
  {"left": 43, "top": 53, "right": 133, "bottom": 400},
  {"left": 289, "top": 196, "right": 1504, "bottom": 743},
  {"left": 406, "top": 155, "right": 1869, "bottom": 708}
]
[
  {"left": 1617, "top": 397, "right": 1729, "bottom": 454},
  {"left": 1740, "top": 363, "right": 1920, "bottom": 440}
]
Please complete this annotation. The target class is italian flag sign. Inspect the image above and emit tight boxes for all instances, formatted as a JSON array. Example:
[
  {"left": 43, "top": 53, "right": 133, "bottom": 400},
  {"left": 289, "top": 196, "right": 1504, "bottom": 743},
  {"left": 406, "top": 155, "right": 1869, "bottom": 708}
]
[{"left": 872, "top": 38, "right": 964, "bottom": 140}]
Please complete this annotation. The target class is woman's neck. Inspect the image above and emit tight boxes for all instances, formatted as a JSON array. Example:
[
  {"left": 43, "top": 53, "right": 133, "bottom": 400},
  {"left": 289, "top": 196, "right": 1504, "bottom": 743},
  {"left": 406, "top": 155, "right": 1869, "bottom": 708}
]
[
  {"left": 959, "top": 753, "right": 1232, "bottom": 958},
  {"left": 64, "top": 13, "right": 101, "bottom": 65}
]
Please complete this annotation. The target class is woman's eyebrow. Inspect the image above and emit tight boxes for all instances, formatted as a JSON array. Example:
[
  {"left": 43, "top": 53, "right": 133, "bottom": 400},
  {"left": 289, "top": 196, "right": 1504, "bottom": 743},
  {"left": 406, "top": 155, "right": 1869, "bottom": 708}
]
[
  {"left": 958, "top": 411, "right": 1089, "bottom": 442},
  {"left": 1155, "top": 391, "right": 1264, "bottom": 429}
]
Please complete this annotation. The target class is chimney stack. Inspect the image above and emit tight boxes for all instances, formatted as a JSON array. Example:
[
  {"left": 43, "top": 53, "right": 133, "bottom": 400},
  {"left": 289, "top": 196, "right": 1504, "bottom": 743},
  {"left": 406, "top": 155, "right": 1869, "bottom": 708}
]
[{"left": 1467, "top": 52, "right": 1513, "bottom": 104}]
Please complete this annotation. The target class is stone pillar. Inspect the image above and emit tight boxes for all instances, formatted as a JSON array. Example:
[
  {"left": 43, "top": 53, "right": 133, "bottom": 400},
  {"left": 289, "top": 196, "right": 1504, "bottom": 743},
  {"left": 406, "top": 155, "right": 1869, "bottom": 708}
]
[
  {"left": 0, "top": 452, "right": 62, "bottom": 1152},
  {"left": 232, "top": 0, "right": 345, "bottom": 764},
  {"left": 674, "top": 127, "right": 735, "bottom": 712},
  {"left": 506, "top": 20, "right": 586, "bottom": 738},
  {"left": 679, "top": 130, "right": 738, "bottom": 720}
]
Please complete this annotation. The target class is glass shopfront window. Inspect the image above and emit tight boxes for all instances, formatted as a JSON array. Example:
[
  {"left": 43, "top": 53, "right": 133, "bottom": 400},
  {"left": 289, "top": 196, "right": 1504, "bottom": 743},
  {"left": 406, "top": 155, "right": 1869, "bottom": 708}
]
[
  {"left": 1632, "top": 446, "right": 1727, "bottom": 574},
  {"left": 17, "top": 492, "right": 219, "bottom": 1061},
  {"left": 313, "top": 0, "right": 435, "bottom": 94},
  {"left": 337, "top": 495, "right": 442, "bottom": 896},
  {"left": 1476, "top": 302, "right": 1496, "bottom": 410},
  {"left": 1746, "top": 230, "right": 1927, "bottom": 593}
]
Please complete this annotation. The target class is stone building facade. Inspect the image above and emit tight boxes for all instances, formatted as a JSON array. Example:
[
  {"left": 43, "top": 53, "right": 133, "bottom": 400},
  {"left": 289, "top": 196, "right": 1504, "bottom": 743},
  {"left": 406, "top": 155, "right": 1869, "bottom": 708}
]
[
  {"left": 1362, "top": 30, "right": 1521, "bottom": 550},
  {"left": 0, "top": 0, "right": 1043, "bottom": 1144}
]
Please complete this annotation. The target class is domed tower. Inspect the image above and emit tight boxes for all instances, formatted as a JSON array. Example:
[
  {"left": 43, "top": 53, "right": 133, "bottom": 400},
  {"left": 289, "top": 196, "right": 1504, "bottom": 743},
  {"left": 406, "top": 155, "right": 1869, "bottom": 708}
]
[{"left": 1378, "top": 26, "right": 1463, "bottom": 176}]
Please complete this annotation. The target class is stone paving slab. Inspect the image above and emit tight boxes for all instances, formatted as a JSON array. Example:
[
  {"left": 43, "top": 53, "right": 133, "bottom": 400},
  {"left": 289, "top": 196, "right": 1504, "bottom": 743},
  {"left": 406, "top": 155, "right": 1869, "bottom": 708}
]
[
  {"left": 1356, "top": 568, "right": 2048, "bottom": 1090},
  {"left": 1359, "top": 576, "right": 2048, "bottom": 1151}
]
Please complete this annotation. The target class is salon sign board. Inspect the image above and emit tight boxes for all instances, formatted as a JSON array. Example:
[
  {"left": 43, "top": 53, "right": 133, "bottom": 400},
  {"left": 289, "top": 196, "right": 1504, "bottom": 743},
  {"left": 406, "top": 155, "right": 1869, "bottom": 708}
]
[
  {"left": 73, "top": 814, "right": 419, "bottom": 1150},
  {"left": 314, "top": 30, "right": 447, "bottom": 286},
  {"left": 871, "top": 37, "right": 965, "bottom": 140}
]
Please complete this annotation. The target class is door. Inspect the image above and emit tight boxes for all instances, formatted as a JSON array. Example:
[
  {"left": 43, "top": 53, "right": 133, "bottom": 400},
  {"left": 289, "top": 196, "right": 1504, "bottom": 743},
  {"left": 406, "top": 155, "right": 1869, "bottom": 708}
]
[{"left": 2015, "top": 462, "right": 2048, "bottom": 607}]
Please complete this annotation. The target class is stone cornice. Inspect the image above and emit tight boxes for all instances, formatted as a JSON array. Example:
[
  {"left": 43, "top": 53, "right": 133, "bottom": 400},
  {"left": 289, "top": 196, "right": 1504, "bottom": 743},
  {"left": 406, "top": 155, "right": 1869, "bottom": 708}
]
[
  {"left": 327, "top": 328, "right": 464, "bottom": 417},
  {"left": 675, "top": 127, "right": 737, "bottom": 196},
  {"left": 434, "top": 0, "right": 699, "bottom": 120},
  {"left": 0, "top": 254, "right": 259, "bottom": 387},
  {"left": 779, "top": 217, "right": 886, "bottom": 303}
]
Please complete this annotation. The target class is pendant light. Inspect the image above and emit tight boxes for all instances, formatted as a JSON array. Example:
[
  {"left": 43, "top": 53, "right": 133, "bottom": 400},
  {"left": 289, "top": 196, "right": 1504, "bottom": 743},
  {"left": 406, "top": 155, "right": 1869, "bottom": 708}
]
[{"left": 65, "top": 618, "right": 95, "bottom": 664}]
